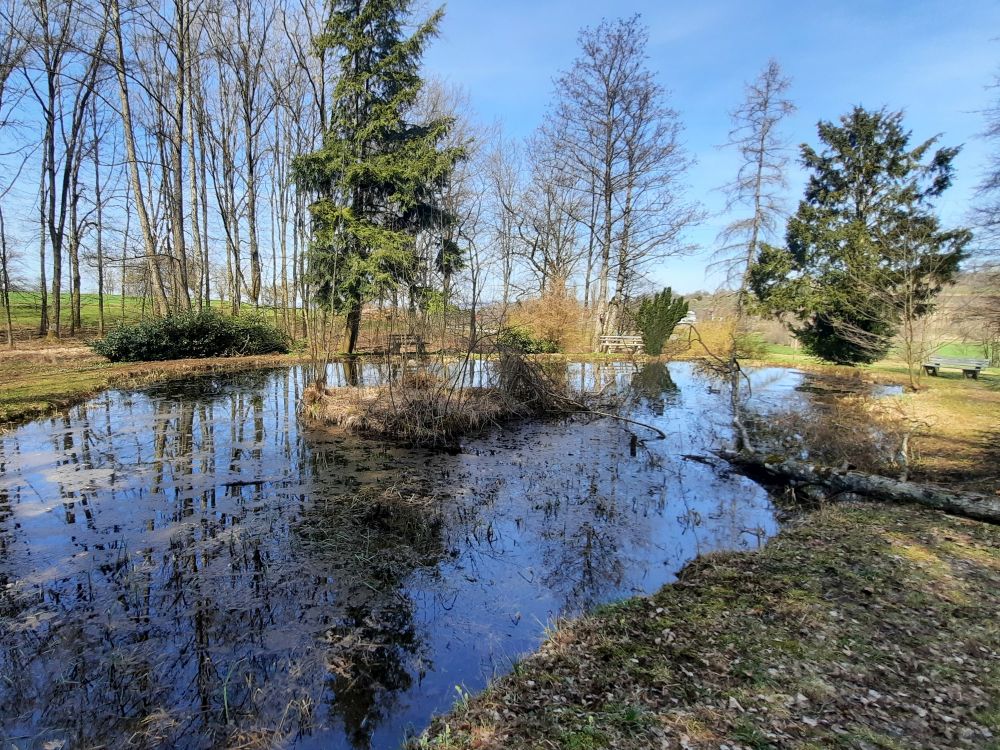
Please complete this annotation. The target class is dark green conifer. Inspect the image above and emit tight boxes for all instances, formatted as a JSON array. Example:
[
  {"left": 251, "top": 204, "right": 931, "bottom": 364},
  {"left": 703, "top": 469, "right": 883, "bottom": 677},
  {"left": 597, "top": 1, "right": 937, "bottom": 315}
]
[
  {"left": 751, "top": 107, "right": 969, "bottom": 364},
  {"left": 294, "top": 1, "right": 463, "bottom": 353},
  {"left": 636, "top": 287, "right": 689, "bottom": 355}
]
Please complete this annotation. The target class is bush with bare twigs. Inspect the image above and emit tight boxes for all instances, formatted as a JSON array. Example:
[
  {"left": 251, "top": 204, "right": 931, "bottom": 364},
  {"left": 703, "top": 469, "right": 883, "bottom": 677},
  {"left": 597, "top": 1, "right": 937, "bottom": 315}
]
[
  {"left": 746, "top": 391, "right": 925, "bottom": 479},
  {"left": 508, "top": 293, "right": 591, "bottom": 353}
]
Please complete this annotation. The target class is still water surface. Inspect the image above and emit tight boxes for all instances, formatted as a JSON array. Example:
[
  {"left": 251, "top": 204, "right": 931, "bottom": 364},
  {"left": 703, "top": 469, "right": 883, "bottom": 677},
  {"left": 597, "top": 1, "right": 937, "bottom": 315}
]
[{"left": 0, "top": 361, "right": 808, "bottom": 749}]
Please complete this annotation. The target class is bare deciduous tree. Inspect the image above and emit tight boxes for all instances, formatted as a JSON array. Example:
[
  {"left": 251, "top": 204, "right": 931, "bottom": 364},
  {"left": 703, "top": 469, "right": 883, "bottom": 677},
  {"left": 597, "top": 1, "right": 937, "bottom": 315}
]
[
  {"left": 717, "top": 59, "right": 795, "bottom": 312},
  {"left": 107, "top": 0, "right": 170, "bottom": 315},
  {"left": 548, "top": 15, "right": 700, "bottom": 342},
  {"left": 974, "top": 68, "right": 1000, "bottom": 258}
]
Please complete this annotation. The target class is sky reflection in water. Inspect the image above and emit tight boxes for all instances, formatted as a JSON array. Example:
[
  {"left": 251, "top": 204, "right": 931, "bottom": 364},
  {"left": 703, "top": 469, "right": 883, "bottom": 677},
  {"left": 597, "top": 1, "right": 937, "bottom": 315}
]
[{"left": 0, "top": 361, "right": 803, "bottom": 749}]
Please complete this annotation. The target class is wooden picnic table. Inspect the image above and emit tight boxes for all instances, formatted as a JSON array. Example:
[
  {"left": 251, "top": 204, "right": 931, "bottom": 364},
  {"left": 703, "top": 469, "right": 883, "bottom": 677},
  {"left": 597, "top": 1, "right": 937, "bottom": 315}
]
[
  {"left": 387, "top": 333, "right": 426, "bottom": 355},
  {"left": 599, "top": 335, "right": 643, "bottom": 354}
]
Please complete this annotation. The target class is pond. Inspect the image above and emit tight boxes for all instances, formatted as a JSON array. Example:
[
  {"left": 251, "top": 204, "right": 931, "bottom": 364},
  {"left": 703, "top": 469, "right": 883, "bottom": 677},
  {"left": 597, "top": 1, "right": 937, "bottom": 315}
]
[{"left": 1, "top": 361, "right": 820, "bottom": 749}]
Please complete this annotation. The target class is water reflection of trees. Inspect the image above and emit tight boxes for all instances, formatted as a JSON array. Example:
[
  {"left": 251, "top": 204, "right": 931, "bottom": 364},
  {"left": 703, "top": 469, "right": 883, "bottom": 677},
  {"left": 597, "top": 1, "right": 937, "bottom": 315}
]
[
  {"left": 0, "top": 362, "right": 784, "bottom": 749},
  {"left": 0, "top": 369, "right": 344, "bottom": 749},
  {"left": 295, "top": 473, "right": 447, "bottom": 749},
  {"left": 630, "top": 362, "right": 679, "bottom": 415}
]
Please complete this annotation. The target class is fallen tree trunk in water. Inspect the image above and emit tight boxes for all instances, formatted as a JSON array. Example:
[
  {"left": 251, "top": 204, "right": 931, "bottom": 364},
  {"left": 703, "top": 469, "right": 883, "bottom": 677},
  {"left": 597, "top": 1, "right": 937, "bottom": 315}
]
[{"left": 719, "top": 450, "right": 1000, "bottom": 525}]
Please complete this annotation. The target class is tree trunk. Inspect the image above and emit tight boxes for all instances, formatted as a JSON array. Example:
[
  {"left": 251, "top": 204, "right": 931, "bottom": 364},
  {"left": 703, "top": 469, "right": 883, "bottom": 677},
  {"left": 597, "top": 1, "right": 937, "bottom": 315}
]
[
  {"left": 170, "top": 0, "right": 192, "bottom": 311},
  {"left": 38, "top": 151, "right": 48, "bottom": 336},
  {"left": 110, "top": 0, "right": 170, "bottom": 317},
  {"left": 68, "top": 192, "right": 80, "bottom": 335},
  {"left": 193, "top": 74, "right": 211, "bottom": 308},
  {"left": 344, "top": 300, "right": 362, "bottom": 354},
  {"left": 614, "top": 172, "right": 636, "bottom": 334},
  {"left": 720, "top": 451, "right": 1000, "bottom": 525},
  {"left": 583, "top": 187, "right": 597, "bottom": 310},
  {"left": 246, "top": 136, "right": 262, "bottom": 307},
  {"left": 593, "top": 157, "right": 613, "bottom": 346},
  {"left": 69, "top": 143, "right": 85, "bottom": 335},
  {"left": 187, "top": 79, "right": 203, "bottom": 311},
  {"left": 0, "top": 206, "right": 14, "bottom": 349},
  {"left": 291, "top": 188, "right": 300, "bottom": 338},
  {"left": 94, "top": 124, "right": 105, "bottom": 336},
  {"left": 47, "top": 103, "right": 60, "bottom": 338}
]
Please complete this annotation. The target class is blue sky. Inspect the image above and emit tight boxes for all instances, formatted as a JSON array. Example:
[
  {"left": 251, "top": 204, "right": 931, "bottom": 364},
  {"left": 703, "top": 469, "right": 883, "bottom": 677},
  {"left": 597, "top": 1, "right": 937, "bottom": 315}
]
[{"left": 424, "top": 0, "right": 1000, "bottom": 294}]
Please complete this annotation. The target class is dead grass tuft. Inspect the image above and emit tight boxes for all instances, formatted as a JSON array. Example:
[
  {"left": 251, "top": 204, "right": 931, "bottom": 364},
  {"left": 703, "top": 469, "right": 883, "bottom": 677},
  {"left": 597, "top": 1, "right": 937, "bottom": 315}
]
[
  {"left": 303, "top": 352, "right": 582, "bottom": 447},
  {"left": 748, "top": 393, "right": 917, "bottom": 478}
]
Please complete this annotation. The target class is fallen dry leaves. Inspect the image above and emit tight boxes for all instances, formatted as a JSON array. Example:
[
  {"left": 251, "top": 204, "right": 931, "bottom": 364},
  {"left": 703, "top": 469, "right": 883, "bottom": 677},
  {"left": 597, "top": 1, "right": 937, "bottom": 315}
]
[{"left": 415, "top": 503, "right": 1000, "bottom": 749}]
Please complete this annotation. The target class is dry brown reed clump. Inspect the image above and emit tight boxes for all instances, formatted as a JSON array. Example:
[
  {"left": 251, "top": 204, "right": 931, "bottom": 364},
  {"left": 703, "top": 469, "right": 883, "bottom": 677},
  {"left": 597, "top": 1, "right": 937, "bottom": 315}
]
[
  {"left": 302, "top": 352, "right": 579, "bottom": 447},
  {"left": 746, "top": 392, "right": 921, "bottom": 478}
]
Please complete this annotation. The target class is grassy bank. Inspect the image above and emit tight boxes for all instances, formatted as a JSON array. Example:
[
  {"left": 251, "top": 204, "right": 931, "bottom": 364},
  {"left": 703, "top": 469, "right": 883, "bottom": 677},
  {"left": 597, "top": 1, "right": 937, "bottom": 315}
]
[
  {"left": 5, "top": 291, "right": 149, "bottom": 330},
  {"left": 2, "top": 291, "right": 298, "bottom": 339},
  {"left": 0, "top": 347, "right": 305, "bottom": 429},
  {"left": 416, "top": 503, "right": 1000, "bottom": 749}
]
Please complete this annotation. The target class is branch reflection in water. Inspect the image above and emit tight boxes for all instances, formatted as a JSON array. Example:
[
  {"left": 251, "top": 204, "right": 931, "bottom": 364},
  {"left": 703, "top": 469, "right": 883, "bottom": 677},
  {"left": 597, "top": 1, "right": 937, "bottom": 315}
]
[{"left": 0, "top": 361, "right": 802, "bottom": 749}]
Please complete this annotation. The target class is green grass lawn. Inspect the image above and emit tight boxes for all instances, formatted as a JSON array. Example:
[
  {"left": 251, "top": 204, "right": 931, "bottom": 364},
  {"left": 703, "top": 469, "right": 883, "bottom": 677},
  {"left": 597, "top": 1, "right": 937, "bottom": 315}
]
[
  {"left": 764, "top": 340, "right": 991, "bottom": 360},
  {"left": 4, "top": 291, "right": 301, "bottom": 336},
  {"left": 932, "top": 341, "right": 991, "bottom": 359},
  {"left": 6, "top": 291, "right": 166, "bottom": 330},
  {"left": 763, "top": 343, "right": 801, "bottom": 356},
  {"left": 761, "top": 341, "right": 997, "bottom": 376}
]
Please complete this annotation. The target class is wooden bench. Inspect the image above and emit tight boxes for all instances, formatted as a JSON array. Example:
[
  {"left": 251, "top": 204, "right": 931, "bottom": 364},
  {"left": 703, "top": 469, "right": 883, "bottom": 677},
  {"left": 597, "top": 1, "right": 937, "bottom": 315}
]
[
  {"left": 923, "top": 356, "right": 989, "bottom": 379},
  {"left": 599, "top": 335, "right": 643, "bottom": 354},
  {"left": 387, "top": 333, "right": 426, "bottom": 355}
]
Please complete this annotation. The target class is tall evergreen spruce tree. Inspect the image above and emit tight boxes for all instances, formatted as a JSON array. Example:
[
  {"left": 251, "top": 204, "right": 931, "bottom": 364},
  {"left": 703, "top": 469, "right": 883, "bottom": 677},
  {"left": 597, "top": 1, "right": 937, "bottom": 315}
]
[
  {"left": 294, "top": 1, "right": 462, "bottom": 353},
  {"left": 751, "top": 107, "right": 969, "bottom": 365}
]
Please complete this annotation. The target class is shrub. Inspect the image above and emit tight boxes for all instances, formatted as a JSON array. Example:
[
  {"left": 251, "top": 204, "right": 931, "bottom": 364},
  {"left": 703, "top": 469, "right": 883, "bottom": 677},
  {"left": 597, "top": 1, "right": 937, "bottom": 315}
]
[
  {"left": 733, "top": 330, "right": 769, "bottom": 359},
  {"left": 636, "top": 288, "right": 688, "bottom": 355},
  {"left": 508, "top": 292, "right": 590, "bottom": 353},
  {"left": 678, "top": 318, "right": 768, "bottom": 360},
  {"left": 495, "top": 325, "right": 559, "bottom": 354},
  {"left": 682, "top": 318, "right": 733, "bottom": 358},
  {"left": 90, "top": 309, "right": 290, "bottom": 362}
]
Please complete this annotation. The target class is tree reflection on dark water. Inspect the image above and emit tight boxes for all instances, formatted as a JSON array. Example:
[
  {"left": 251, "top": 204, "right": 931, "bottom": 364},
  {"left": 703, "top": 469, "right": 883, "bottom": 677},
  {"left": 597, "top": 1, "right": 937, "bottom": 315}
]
[{"left": 0, "top": 362, "right": 804, "bottom": 749}]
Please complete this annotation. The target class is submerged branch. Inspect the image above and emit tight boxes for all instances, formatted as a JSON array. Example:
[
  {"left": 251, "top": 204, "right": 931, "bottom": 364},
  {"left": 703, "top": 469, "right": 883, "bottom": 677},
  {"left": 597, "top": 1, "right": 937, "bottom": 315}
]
[{"left": 566, "top": 405, "right": 667, "bottom": 439}]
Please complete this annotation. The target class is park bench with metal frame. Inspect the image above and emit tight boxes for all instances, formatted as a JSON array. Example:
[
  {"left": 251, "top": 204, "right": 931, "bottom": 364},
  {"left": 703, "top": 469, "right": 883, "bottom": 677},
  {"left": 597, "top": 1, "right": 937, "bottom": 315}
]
[{"left": 922, "top": 356, "right": 989, "bottom": 379}]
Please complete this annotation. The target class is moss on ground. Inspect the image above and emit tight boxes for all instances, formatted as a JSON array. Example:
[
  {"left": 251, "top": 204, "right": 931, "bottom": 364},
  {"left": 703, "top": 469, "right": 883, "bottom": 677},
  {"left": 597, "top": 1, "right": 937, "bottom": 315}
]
[{"left": 415, "top": 503, "right": 1000, "bottom": 749}]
